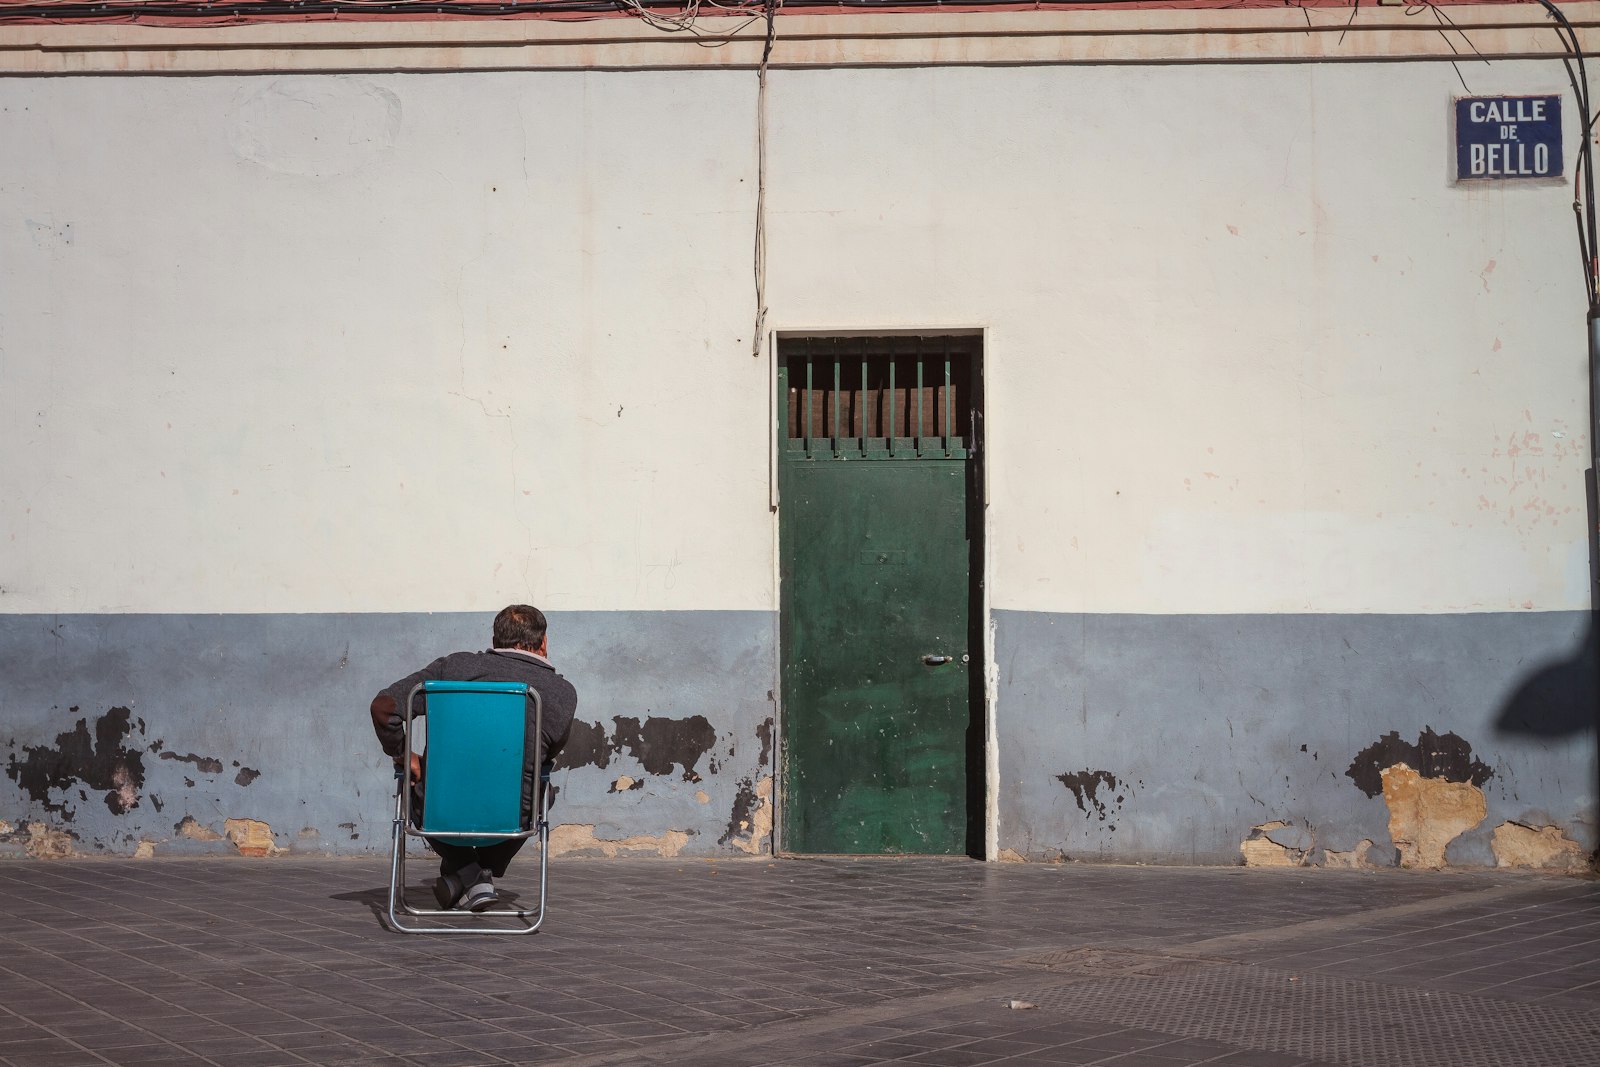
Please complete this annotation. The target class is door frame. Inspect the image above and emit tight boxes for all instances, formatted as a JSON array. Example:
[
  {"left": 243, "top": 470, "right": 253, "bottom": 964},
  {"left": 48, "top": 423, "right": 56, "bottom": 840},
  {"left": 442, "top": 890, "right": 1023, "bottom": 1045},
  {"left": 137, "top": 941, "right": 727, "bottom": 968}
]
[{"left": 766, "top": 327, "right": 995, "bottom": 859}]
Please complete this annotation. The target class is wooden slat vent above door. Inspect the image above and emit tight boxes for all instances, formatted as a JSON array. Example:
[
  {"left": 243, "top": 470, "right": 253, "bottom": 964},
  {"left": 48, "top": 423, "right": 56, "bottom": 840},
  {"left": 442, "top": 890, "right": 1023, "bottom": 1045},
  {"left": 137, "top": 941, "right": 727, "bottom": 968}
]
[{"left": 779, "top": 335, "right": 976, "bottom": 461}]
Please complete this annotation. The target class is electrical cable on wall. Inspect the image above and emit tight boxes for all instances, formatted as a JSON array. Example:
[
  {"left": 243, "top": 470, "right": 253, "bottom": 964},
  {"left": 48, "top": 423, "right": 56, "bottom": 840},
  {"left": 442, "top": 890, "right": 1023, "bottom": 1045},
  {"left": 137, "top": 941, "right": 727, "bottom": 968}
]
[
  {"left": 612, "top": 0, "right": 765, "bottom": 38},
  {"left": 752, "top": 0, "right": 777, "bottom": 361},
  {"left": 0, "top": 0, "right": 1198, "bottom": 22},
  {"left": 1535, "top": 0, "right": 1599, "bottom": 310}
]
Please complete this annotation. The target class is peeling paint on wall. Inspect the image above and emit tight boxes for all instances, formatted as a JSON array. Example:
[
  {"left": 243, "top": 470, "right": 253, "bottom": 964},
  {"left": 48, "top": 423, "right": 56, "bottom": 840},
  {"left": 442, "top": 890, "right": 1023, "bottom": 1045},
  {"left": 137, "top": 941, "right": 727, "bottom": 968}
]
[
  {"left": 132, "top": 840, "right": 156, "bottom": 859},
  {"left": 1322, "top": 839, "right": 1384, "bottom": 868},
  {"left": 6, "top": 705, "right": 264, "bottom": 843},
  {"left": 613, "top": 716, "right": 718, "bottom": 781},
  {"left": 1240, "top": 821, "right": 1305, "bottom": 866},
  {"left": 719, "top": 775, "right": 772, "bottom": 855},
  {"left": 158, "top": 750, "right": 224, "bottom": 775},
  {"left": 1241, "top": 822, "right": 1400, "bottom": 870},
  {"left": 1056, "top": 769, "right": 1129, "bottom": 824},
  {"left": 609, "top": 775, "right": 643, "bottom": 793},
  {"left": 5, "top": 706, "right": 146, "bottom": 817},
  {"left": 174, "top": 814, "right": 223, "bottom": 841},
  {"left": 1346, "top": 728, "right": 1493, "bottom": 798},
  {"left": 15, "top": 821, "right": 78, "bottom": 858},
  {"left": 756, "top": 716, "right": 774, "bottom": 767},
  {"left": 554, "top": 719, "right": 613, "bottom": 770},
  {"left": 1381, "top": 763, "right": 1487, "bottom": 868},
  {"left": 223, "top": 818, "right": 280, "bottom": 857},
  {"left": 1490, "top": 821, "right": 1587, "bottom": 869},
  {"left": 548, "top": 823, "right": 692, "bottom": 857},
  {"left": 1, "top": 612, "right": 778, "bottom": 858},
  {"left": 553, "top": 714, "right": 718, "bottom": 782}
]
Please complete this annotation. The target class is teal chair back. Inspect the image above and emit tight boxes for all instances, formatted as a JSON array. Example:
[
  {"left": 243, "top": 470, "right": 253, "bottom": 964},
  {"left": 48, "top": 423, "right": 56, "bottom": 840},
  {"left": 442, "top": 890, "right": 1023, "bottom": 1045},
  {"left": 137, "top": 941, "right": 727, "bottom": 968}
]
[{"left": 417, "top": 681, "right": 533, "bottom": 843}]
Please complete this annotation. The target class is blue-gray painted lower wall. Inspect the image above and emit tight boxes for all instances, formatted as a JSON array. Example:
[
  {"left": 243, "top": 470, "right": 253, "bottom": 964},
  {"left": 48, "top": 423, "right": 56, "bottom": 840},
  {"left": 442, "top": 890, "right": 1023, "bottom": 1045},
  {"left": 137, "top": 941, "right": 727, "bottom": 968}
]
[
  {"left": 0, "top": 611, "right": 778, "bottom": 857},
  {"left": 3, "top": 609, "right": 1594, "bottom": 864},
  {"left": 994, "top": 610, "right": 1598, "bottom": 865}
]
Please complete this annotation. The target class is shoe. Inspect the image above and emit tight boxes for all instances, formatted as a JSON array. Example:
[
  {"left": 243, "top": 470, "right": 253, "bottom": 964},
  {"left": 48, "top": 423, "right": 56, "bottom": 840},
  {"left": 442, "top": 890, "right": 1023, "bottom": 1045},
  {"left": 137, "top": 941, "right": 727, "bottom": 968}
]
[
  {"left": 433, "top": 873, "right": 463, "bottom": 910},
  {"left": 458, "top": 879, "right": 500, "bottom": 913}
]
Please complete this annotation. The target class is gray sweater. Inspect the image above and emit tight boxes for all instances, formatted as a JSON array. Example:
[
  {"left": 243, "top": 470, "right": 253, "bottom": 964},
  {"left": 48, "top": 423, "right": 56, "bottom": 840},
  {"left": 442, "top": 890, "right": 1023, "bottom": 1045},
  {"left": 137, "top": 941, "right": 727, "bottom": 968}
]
[{"left": 375, "top": 648, "right": 579, "bottom": 765}]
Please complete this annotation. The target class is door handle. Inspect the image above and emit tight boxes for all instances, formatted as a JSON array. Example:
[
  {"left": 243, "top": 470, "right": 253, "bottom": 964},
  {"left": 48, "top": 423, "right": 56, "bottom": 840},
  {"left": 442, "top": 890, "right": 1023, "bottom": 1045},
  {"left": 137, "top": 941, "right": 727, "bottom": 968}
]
[{"left": 922, "top": 655, "right": 951, "bottom": 666}]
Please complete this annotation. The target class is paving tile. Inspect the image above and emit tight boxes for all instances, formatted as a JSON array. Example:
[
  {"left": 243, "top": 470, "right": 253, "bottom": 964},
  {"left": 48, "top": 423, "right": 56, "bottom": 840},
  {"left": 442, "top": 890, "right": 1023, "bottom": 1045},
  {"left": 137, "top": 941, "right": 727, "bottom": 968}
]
[
  {"left": 549, "top": 1037, "right": 647, "bottom": 1054},
  {"left": 484, "top": 1047, "right": 570, "bottom": 1064},
  {"left": 838, "top": 1039, "right": 937, "bottom": 1058},
  {"left": 1142, "top": 1039, "right": 1241, "bottom": 1060},
  {"left": 100, "top": 1043, "right": 197, "bottom": 1064},
  {"left": 900, "top": 1047, "right": 1018, "bottom": 1066},
  {"left": 0, "top": 1039, "right": 82, "bottom": 1058},
  {"left": 208, "top": 1051, "right": 313, "bottom": 1067},
  {"left": 1205, "top": 1053, "right": 1314, "bottom": 1067},
  {"left": 989, "top": 1046, "right": 1108, "bottom": 1065},
  {"left": 0, "top": 1052, "right": 110, "bottom": 1067},
  {"left": 0, "top": 859, "right": 1594, "bottom": 1067}
]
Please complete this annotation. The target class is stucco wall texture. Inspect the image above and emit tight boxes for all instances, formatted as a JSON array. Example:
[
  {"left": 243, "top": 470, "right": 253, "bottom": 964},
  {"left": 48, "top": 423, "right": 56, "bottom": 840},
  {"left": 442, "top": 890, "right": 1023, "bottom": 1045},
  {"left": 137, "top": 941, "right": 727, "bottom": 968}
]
[
  {"left": 0, "top": 612, "right": 777, "bottom": 858},
  {"left": 994, "top": 610, "right": 1596, "bottom": 866},
  {"left": 1, "top": 58, "right": 1596, "bottom": 864}
]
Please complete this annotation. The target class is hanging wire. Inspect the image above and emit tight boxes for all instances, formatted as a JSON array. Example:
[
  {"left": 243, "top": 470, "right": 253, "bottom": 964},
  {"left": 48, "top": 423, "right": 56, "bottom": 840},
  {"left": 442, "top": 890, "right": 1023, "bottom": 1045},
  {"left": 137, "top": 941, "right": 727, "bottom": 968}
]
[
  {"left": 613, "top": 0, "right": 766, "bottom": 42},
  {"left": 0, "top": 0, "right": 1167, "bottom": 22},
  {"left": 1535, "top": 0, "right": 1599, "bottom": 312},
  {"left": 750, "top": 0, "right": 778, "bottom": 360}
]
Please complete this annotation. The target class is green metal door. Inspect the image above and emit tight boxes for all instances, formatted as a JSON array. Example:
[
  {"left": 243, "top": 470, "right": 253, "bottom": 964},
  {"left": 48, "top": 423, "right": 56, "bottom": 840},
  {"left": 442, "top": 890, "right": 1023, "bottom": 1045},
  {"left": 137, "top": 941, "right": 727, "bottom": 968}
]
[{"left": 778, "top": 337, "right": 981, "bottom": 856}]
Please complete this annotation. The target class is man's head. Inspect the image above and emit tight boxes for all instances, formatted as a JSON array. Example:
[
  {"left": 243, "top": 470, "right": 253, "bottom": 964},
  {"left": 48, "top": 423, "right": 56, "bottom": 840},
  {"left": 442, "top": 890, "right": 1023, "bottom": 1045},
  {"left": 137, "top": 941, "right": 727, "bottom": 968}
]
[{"left": 493, "top": 604, "right": 548, "bottom": 654}]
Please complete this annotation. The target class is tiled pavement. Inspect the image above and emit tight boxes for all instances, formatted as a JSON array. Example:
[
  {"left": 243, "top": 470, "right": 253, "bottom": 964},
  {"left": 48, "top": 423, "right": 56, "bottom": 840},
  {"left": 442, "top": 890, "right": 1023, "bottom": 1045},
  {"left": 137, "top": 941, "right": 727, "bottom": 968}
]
[{"left": 0, "top": 857, "right": 1597, "bottom": 1067}]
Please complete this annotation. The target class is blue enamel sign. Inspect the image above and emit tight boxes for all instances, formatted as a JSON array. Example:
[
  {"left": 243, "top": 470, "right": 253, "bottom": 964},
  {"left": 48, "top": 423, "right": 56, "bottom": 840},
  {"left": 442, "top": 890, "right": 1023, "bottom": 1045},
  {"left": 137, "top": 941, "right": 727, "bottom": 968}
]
[{"left": 1456, "top": 95, "right": 1563, "bottom": 181}]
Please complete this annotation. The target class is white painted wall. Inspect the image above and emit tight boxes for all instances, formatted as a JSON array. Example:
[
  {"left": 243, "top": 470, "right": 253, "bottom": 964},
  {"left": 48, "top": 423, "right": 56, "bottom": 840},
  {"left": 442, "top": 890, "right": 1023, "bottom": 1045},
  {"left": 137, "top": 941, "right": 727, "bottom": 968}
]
[
  {"left": 1, "top": 59, "right": 1588, "bottom": 617},
  {"left": 766, "top": 61, "right": 1591, "bottom": 615},
  {"left": 1, "top": 71, "right": 769, "bottom": 614}
]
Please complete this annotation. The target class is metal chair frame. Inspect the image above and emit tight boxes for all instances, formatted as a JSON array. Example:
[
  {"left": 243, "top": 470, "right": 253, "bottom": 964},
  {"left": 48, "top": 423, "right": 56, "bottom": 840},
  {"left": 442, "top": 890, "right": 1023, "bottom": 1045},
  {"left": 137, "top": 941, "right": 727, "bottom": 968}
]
[{"left": 386, "top": 680, "right": 550, "bottom": 935}]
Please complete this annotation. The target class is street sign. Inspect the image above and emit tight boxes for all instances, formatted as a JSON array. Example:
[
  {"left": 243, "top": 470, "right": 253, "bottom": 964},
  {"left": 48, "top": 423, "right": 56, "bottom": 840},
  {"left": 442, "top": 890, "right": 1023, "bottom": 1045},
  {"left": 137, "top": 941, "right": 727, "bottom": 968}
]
[{"left": 1455, "top": 94, "right": 1563, "bottom": 181}]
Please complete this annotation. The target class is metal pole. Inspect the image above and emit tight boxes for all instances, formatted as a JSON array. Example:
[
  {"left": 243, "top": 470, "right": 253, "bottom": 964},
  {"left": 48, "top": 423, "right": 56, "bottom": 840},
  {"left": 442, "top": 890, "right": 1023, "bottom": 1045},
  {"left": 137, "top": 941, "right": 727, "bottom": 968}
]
[{"left": 1588, "top": 311, "right": 1600, "bottom": 608}]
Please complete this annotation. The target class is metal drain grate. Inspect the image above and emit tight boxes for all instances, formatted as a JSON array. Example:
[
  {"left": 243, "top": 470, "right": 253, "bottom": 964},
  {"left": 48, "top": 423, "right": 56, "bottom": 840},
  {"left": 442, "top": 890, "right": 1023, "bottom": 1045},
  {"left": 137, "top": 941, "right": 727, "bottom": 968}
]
[
  {"left": 1010, "top": 947, "right": 1232, "bottom": 978},
  {"left": 1015, "top": 966, "right": 1600, "bottom": 1067}
]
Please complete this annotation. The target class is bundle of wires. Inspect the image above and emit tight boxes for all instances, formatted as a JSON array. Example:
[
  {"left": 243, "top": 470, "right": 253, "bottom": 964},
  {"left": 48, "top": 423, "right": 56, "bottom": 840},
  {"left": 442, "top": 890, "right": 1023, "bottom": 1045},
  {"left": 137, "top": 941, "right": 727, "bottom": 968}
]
[{"left": 0, "top": 0, "right": 1136, "bottom": 24}]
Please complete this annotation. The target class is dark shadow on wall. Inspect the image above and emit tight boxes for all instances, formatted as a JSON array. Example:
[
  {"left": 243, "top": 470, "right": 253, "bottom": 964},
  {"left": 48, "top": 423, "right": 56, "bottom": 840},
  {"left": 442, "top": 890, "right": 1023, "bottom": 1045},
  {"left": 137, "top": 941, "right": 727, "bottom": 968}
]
[
  {"left": 1493, "top": 591, "right": 1599, "bottom": 865},
  {"left": 1494, "top": 622, "right": 1599, "bottom": 740},
  {"left": 1496, "top": 465, "right": 1600, "bottom": 867}
]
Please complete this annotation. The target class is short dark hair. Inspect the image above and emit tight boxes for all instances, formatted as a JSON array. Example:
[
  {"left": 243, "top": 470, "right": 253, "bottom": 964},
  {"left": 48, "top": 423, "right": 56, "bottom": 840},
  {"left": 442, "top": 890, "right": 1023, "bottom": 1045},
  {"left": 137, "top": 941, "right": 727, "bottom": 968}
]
[{"left": 493, "top": 604, "right": 547, "bottom": 651}]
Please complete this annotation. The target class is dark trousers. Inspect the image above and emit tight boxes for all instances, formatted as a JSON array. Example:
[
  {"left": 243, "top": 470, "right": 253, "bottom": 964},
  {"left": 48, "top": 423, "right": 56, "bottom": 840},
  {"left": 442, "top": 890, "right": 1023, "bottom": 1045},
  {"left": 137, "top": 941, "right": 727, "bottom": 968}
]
[
  {"left": 430, "top": 836, "right": 527, "bottom": 886},
  {"left": 409, "top": 780, "right": 530, "bottom": 885}
]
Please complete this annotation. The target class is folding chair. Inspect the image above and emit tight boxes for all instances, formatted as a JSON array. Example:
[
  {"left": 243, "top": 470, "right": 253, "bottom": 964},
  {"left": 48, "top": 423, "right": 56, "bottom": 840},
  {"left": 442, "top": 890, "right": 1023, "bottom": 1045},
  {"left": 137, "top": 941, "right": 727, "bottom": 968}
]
[{"left": 386, "top": 680, "right": 550, "bottom": 934}]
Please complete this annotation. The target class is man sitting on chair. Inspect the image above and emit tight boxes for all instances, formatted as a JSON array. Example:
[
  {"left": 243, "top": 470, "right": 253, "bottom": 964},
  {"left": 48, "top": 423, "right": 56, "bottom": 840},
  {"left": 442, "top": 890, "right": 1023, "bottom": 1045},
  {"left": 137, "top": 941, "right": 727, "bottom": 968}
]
[{"left": 370, "top": 604, "right": 578, "bottom": 912}]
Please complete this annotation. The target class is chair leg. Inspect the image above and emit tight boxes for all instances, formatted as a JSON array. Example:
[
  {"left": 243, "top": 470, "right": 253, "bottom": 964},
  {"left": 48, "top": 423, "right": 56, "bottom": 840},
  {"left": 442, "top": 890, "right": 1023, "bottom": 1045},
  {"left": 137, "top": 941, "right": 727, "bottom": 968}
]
[
  {"left": 386, "top": 785, "right": 413, "bottom": 932},
  {"left": 384, "top": 777, "right": 549, "bottom": 935}
]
